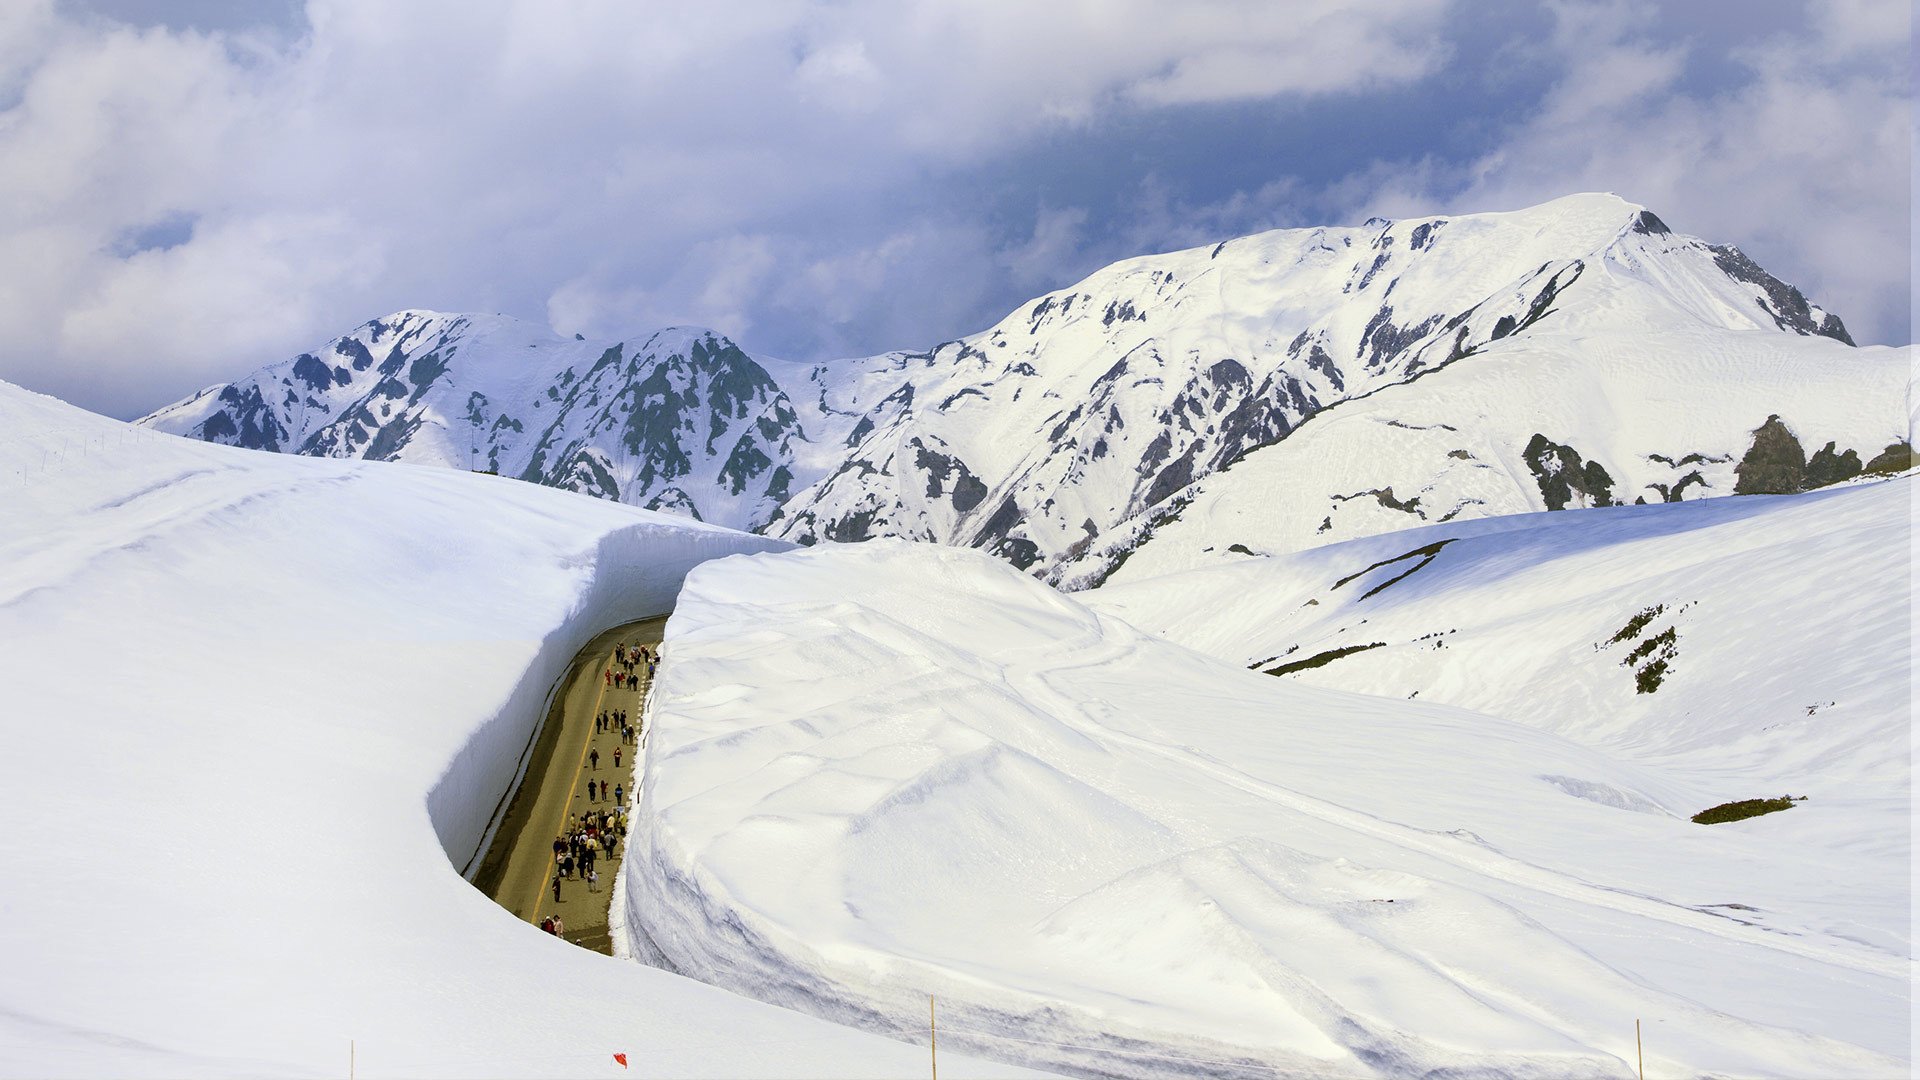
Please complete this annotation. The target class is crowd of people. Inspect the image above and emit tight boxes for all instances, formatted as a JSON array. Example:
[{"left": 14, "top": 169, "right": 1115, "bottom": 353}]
[
  {"left": 604, "top": 643, "right": 658, "bottom": 690},
  {"left": 542, "top": 639, "right": 653, "bottom": 935},
  {"left": 562, "top": 807, "right": 628, "bottom": 879},
  {"left": 546, "top": 806, "right": 632, "bottom": 918}
]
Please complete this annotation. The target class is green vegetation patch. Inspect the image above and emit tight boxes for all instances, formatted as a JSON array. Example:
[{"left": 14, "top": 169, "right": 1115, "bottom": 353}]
[
  {"left": 1608, "top": 605, "right": 1665, "bottom": 645},
  {"left": 1602, "top": 604, "right": 1688, "bottom": 693},
  {"left": 1692, "top": 796, "right": 1802, "bottom": 825},
  {"left": 1624, "top": 626, "right": 1676, "bottom": 666}
]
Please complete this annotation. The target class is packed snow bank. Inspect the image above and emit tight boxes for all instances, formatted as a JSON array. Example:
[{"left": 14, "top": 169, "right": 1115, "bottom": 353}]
[
  {"left": 630, "top": 541, "right": 1907, "bottom": 1077},
  {"left": 429, "top": 519, "right": 774, "bottom": 875},
  {"left": 0, "top": 381, "right": 1032, "bottom": 1078}
]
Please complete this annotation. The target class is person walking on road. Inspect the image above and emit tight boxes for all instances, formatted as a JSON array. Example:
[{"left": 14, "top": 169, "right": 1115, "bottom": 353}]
[
  {"left": 613, "top": 746, "right": 622, "bottom": 768},
  {"left": 588, "top": 867, "right": 599, "bottom": 893},
  {"left": 614, "top": 783, "right": 624, "bottom": 805},
  {"left": 590, "top": 748, "right": 600, "bottom": 770},
  {"left": 587, "top": 778, "right": 598, "bottom": 802},
  {"left": 551, "top": 875, "right": 561, "bottom": 904}
]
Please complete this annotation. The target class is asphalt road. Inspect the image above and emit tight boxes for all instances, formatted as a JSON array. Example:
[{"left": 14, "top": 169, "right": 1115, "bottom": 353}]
[{"left": 470, "top": 615, "right": 666, "bottom": 953}]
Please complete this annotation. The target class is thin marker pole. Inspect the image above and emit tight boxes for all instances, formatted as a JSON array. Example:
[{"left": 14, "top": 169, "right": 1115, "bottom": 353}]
[
  {"left": 930, "top": 995, "right": 937, "bottom": 1080},
  {"left": 350, "top": 1038, "right": 356, "bottom": 1080},
  {"left": 1636, "top": 1019, "right": 1643, "bottom": 1080}
]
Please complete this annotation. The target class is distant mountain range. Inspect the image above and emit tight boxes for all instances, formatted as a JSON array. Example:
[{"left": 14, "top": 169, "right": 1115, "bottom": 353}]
[{"left": 140, "top": 193, "right": 1912, "bottom": 578}]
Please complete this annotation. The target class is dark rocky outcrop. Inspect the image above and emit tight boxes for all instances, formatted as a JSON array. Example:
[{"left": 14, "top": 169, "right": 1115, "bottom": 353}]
[
  {"left": 1863, "top": 442, "right": 1916, "bottom": 475},
  {"left": 1733, "top": 415, "right": 1807, "bottom": 494},
  {"left": 1630, "top": 210, "right": 1672, "bottom": 236},
  {"left": 1803, "top": 442, "right": 1863, "bottom": 488},
  {"left": 1524, "top": 434, "right": 1616, "bottom": 510},
  {"left": 912, "top": 438, "right": 988, "bottom": 513}
]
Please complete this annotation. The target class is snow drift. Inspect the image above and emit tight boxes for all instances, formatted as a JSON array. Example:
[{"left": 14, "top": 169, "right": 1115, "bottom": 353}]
[
  {"left": 0, "top": 380, "right": 1025, "bottom": 1078},
  {"left": 628, "top": 535, "right": 1907, "bottom": 1077}
]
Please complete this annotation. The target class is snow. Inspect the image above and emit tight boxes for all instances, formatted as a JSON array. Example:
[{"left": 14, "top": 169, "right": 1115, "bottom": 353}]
[
  {"left": 18, "top": 187, "right": 1912, "bottom": 1078},
  {"left": 627, "top": 534, "right": 1909, "bottom": 1077},
  {"left": 1088, "top": 476, "right": 1913, "bottom": 791},
  {"left": 769, "top": 192, "right": 1901, "bottom": 577},
  {"left": 0, "top": 380, "right": 1033, "bottom": 1078},
  {"left": 1071, "top": 326, "right": 1908, "bottom": 587},
  {"left": 139, "top": 313, "right": 811, "bottom": 533}
]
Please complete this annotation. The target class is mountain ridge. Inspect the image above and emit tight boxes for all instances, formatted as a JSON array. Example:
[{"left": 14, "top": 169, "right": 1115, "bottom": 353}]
[{"left": 139, "top": 192, "right": 1906, "bottom": 575}]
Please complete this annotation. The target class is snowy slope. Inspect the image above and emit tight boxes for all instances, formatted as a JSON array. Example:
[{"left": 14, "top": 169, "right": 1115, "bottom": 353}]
[
  {"left": 139, "top": 312, "right": 810, "bottom": 532},
  {"left": 142, "top": 195, "right": 1906, "bottom": 580},
  {"left": 1087, "top": 476, "right": 1913, "bottom": 789},
  {"left": 1061, "top": 327, "right": 1910, "bottom": 587},
  {"left": 627, "top": 539, "right": 1907, "bottom": 1078},
  {"left": 766, "top": 194, "right": 1900, "bottom": 576},
  {"left": 0, "top": 381, "right": 1028, "bottom": 1079}
]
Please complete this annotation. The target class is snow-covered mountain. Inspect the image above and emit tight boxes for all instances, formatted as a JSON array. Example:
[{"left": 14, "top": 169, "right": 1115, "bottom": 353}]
[
  {"left": 1061, "top": 319, "right": 1909, "bottom": 588},
  {"left": 140, "top": 313, "right": 810, "bottom": 532},
  {"left": 143, "top": 194, "right": 1910, "bottom": 575},
  {"left": 771, "top": 192, "right": 1905, "bottom": 581}
]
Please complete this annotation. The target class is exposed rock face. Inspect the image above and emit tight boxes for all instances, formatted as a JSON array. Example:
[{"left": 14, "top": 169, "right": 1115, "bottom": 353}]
[{"left": 1708, "top": 245, "right": 1855, "bottom": 345}]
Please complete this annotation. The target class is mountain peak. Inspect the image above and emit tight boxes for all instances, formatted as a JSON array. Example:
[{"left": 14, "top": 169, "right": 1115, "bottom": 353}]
[{"left": 140, "top": 193, "right": 1893, "bottom": 586}]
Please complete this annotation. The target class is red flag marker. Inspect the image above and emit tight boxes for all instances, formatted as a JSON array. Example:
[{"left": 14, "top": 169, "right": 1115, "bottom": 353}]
[{"left": 613, "top": 1052, "right": 627, "bottom": 1068}]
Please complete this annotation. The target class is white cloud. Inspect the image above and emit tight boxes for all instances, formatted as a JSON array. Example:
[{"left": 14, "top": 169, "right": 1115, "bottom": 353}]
[
  {"left": 0, "top": 0, "right": 1905, "bottom": 419},
  {"left": 0, "top": 0, "right": 1457, "bottom": 415},
  {"left": 998, "top": 207, "right": 1090, "bottom": 290},
  {"left": 60, "top": 212, "right": 381, "bottom": 395},
  {"left": 1126, "top": 1, "right": 1451, "bottom": 105},
  {"left": 770, "top": 222, "right": 1007, "bottom": 356},
  {"left": 1345, "top": 0, "right": 1912, "bottom": 344}
]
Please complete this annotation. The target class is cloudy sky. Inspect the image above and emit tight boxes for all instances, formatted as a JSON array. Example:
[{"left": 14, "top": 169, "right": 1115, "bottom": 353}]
[{"left": 1, "top": 0, "right": 1909, "bottom": 418}]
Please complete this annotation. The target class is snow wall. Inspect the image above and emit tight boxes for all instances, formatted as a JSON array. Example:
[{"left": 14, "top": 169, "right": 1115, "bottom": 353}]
[{"left": 426, "top": 521, "right": 786, "bottom": 876}]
